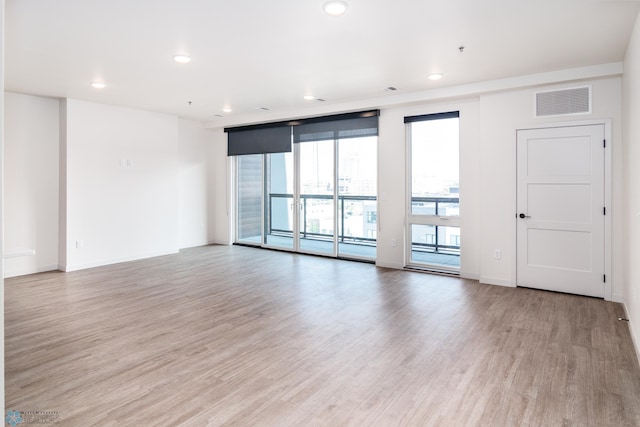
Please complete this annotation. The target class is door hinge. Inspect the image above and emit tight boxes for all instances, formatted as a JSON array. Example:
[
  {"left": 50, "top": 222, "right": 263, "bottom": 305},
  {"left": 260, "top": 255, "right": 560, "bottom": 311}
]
[
  {"left": 603, "top": 274, "right": 606, "bottom": 283},
  {"left": 603, "top": 207, "right": 606, "bottom": 215},
  {"left": 603, "top": 139, "right": 606, "bottom": 148}
]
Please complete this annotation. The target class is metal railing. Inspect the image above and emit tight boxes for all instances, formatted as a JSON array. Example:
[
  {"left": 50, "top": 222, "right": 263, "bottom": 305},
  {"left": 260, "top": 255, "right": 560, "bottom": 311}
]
[
  {"left": 266, "top": 194, "right": 460, "bottom": 255},
  {"left": 411, "top": 196, "right": 460, "bottom": 255},
  {"left": 268, "top": 193, "right": 377, "bottom": 246}
]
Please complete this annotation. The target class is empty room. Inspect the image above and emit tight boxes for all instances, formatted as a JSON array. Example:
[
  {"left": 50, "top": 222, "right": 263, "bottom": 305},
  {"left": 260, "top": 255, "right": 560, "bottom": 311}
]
[{"left": 3, "top": 0, "right": 640, "bottom": 425}]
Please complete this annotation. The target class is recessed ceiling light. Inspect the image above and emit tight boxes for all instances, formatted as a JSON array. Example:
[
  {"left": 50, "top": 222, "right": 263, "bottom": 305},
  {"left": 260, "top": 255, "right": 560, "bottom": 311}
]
[
  {"left": 223, "top": 107, "right": 232, "bottom": 113},
  {"left": 304, "top": 95, "right": 315, "bottom": 100},
  {"left": 324, "top": 1, "right": 348, "bottom": 16},
  {"left": 428, "top": 73, "right": 443, "bottom": 81},
  {"left": 173, "top": 54, "right": 192, "bottom": 64},
  {"left": 90, "top": 81, "right": 106, "bottom": 89}
]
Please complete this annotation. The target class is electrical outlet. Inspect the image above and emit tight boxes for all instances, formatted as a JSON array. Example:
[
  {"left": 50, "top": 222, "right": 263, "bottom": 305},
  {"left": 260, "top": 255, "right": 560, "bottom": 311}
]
[
  {"left": 391, "top": 239, "right": 397, "bottom": 247},
  {"left": 76, "top": 240, "right": 84, "bottom": 249},
  {"left": 494, "top": 249, "right": 502, "bottom": 260}
]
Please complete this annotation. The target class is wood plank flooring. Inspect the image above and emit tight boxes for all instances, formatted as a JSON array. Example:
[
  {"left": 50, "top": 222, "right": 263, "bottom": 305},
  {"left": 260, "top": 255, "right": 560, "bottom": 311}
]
[{"left": 5, "top": 245, "right": 640, "bottom": 426}]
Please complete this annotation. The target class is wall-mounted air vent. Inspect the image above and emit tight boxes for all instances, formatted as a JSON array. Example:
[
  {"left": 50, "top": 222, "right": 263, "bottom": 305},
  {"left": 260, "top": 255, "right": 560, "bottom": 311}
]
[{"left": 535, "top": 86, "right": 591, "bottom": 117}]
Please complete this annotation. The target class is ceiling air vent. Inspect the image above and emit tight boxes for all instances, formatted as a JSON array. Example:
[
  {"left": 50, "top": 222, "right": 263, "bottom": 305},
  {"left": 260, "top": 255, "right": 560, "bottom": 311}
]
[{"left": 535, "top": 86, "right": 591, "bottom": 117}]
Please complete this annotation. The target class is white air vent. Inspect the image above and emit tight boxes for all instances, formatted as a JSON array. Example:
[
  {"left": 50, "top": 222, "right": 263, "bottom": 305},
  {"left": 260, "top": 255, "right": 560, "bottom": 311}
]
[{"left": 535, "top": 86, "right": 591, "bottom": 117}]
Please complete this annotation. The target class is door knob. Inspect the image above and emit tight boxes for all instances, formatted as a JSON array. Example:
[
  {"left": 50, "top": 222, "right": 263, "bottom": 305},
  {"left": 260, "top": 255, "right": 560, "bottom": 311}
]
[{"left": 519, "top": 213, "right": 531, "bottom": 219}]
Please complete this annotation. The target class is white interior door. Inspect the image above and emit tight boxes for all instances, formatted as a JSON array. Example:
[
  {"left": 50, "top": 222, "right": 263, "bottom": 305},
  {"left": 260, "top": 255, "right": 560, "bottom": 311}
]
[{"left": 516, "top": 124, "right": 605, "bottom": 298}]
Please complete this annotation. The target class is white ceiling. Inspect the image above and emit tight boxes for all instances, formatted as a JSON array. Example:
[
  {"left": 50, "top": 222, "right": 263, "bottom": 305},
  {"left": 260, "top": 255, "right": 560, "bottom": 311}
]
[{"left": 5, "top": 0, "right": 640, "bottom": 127}]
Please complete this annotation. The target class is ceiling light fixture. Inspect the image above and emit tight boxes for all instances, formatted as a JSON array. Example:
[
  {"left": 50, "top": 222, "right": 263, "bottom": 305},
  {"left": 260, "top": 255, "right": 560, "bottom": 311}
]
[
  {"left": 304, "top": 95, "right": 315, "bottom": 100},
  {"left": 428, "top": 73, "right": 443, "bottom": 81},
  {"left": 323, "top": 1, "right": 348, "bottom": 16},
  {"left": 90, "top": 81, "right": 106, "bottom": 89},
  {"left": 223, "top": 107, "right": 232, "bottom": 113},
  {"left": 173, "top": 54, "right": 192, "bottom": 64}
]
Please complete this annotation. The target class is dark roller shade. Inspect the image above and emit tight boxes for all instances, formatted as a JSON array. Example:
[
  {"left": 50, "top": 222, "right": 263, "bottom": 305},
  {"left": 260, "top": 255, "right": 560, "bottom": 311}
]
[
  {"left": 404, "top": 111, "right": 459, "bottom": 123},
  {"left": 293, "top": 114, "right": 379, "bottom": 143},
  {"left": 226, "top": 126, "right": 291, "bottom": 156},
  {"left": 225, "top": 110, "right": 379, "bottom": 155}
]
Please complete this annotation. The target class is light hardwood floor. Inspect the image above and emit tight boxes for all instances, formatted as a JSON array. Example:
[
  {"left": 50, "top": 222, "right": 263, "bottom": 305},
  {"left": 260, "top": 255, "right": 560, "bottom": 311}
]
[{"left": 5, "top": 245, "right": 640, "bottom": 426}]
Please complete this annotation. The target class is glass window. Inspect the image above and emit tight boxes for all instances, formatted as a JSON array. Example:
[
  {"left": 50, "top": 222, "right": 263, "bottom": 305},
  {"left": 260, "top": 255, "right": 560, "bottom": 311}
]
[
  {"left": 233, "top": 111, "right": 378, "bottom": 261},
  {"left": 265, "top": 152, "right": 294, "bottom": 249},
  {"left": 407, "top": 112, "right": 460, "bottom": 271},
  {"left": 236, "top": 154, "right": 262, "bottom": 244},
  {"left": 410, "top": 117, "right": 459, "bottom": 216},
  {"left": 410, "top": 225, "right": 461, "bottom": 269},
  {"left": 337, "top": 136, "right": 377, "bottom": 259}
]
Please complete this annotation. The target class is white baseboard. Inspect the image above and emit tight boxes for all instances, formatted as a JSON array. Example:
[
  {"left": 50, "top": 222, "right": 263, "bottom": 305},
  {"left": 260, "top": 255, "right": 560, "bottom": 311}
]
[
  {"left": 61, "top": 249, "right": 179, "bottom": 272},
  {"left": 460, "top": 271, "right": 480, "bottom": 281},
  {"left": 375, "top": 261, "right": 404, "bottom": 270},
  {"left": 479, "top": 276, "right": 516, "bottom": 287},
  {"left": 178, "top": 240, "right": 210, "bottom": 250},
  {"left": 4, "top": 264, "right": 59, "bottom": 279},
  {"left": 622, "top": 302, "right": 640, "bottom": 369}
]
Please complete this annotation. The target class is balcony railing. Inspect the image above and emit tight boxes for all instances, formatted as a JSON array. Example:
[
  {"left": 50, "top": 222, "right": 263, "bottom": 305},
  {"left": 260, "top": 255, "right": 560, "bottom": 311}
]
[
  {"left": 268, "top": 193, "right": 376, "bottom": 246},
  {"left": 411, "top": 196, "right": 460, "bottom": 255},
  {"left": 266, "top": 194, "right": 460, "bottom": 257}
]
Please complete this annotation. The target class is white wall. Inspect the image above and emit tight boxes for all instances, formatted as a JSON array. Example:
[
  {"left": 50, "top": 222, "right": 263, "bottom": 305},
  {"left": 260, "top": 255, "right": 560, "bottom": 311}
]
[
  {"left": 4, "top": 97, "right": 212, "bottom": 274},
  {"left": 1, "top": 0, "right": 6, "bottom": 410},
  {"left": 354, "top": 77, "right": 621, "bottom": 286},
  {"left": 478, "top": 78, "right": 623, "bottom": 297},
  {"left": 376, "top": 99, "right": 481, "bottom": 280},
  {"left": 623, "top": 13, "right": 640, "bottom": 358},
  {"left": 178, "top": 119, "right": 211, "bottom": 249},
  {"left": 209, "top": 76, "right": 623, "bottom": 296},
  {"left": 4, "top": 93, "right": 59, "bottom": 277},
  {"left": 59, "top": 99, "right": 67, "bottom": 269},
  {"left": 208, "top": 129, "right": 232, "bottom": 245},
  {"left": 61, "top": 99, "right": 180, "bottom": 271}
]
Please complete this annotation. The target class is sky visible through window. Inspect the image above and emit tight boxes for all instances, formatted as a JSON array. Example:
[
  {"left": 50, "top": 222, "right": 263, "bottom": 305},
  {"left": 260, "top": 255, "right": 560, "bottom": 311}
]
[{"left": 411, "top": 117, "right": 459, "bottom": 198}]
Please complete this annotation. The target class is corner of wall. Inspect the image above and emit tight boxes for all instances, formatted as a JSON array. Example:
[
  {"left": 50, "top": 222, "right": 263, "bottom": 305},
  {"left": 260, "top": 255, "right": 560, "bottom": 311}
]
[
  {"left": 622, "top": 10, "right": 640, "bottom": 367},
  {"left": 58, "top": 98, "right": 68, "bottom": 271},
  {"left": 479, "top": 276, "right": 516, "bottom": 288},
  {"left": 623, "top": 302, "right": 640, "bottom": 368},
  {"left": 375, "top": 261, "right": 405, "bottom": 270},
  {"left": 1, "top": 0, "right": 7, "bottom": 410}
]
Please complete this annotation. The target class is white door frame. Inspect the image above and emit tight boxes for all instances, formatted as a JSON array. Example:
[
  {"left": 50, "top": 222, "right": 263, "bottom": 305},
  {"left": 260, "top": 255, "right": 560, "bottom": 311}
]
[{"left": 515, "top": 119, "right": 612, "bottom": 301}]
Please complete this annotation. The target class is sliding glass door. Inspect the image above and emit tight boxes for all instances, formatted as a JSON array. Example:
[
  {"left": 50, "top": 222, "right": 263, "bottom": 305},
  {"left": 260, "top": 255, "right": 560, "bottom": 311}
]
[
  {"left": 236, "top": 154, "right": 262, "bottom": 245},
  {"left": 265, "top": 151, "right": 294, "bottom": 249},
  {"left": 232, "top": 111, "right": 378, "bottom": 261},
  {"left": 337, "top": 136, "right": 377, "bottom": 259},
  {"left": 298, "top": 139, "right": 336, "bottom": 255}
]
